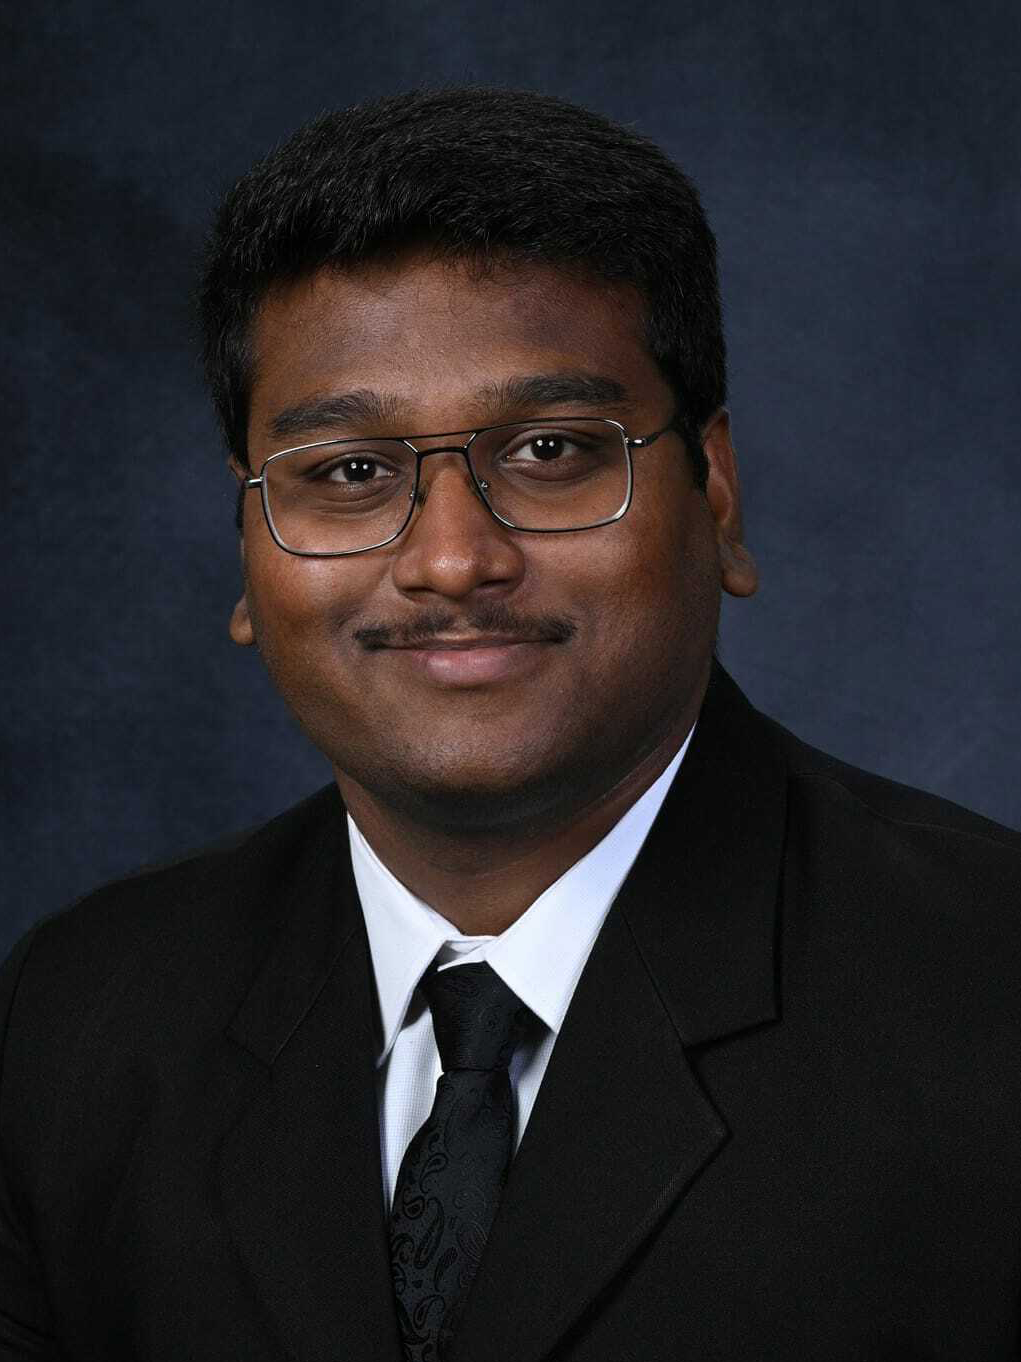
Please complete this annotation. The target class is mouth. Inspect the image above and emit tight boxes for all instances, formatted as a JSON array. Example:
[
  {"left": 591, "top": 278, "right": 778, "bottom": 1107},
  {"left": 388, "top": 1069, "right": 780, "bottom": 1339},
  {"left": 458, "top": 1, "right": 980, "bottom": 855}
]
[
  {"left": 381, "top": 635, "right": 556, "bottom": 686},
  {"left": 388, "top": 634, "right": 545, "bottom": 651}
]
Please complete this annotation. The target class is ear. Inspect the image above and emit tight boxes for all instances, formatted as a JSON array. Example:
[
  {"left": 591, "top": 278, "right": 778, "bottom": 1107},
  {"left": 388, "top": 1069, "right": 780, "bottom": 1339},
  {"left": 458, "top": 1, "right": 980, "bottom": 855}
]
[
  {"left": 226, "top": 456, "right": 256, "bottom": 646},
  {"left": 701, "top": 409, "right": 758, "bottom": 599},
  {"left": 229, "top": 593, "right": 255, "bottom": 646}
]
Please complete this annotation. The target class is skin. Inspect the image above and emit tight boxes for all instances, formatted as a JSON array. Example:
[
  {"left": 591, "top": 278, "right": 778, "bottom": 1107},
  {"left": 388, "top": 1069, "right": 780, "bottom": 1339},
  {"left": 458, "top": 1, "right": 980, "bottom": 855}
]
[{"left": 229, "top": 251, "right": 757, "bottom": 934}]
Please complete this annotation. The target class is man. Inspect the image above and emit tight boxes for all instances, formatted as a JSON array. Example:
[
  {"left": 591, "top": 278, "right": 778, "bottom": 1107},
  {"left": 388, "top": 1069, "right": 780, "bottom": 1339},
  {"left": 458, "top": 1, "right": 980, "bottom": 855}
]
[{"left": 1, "top": 87, "right": 1019, "bottom": 1362}]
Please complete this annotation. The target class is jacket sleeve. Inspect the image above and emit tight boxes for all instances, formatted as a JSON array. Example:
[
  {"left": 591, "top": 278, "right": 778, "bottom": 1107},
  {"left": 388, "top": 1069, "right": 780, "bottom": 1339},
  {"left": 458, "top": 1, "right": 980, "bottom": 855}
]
[{"left": 0, "top": 929, "right": 60, "bottom": 1359}]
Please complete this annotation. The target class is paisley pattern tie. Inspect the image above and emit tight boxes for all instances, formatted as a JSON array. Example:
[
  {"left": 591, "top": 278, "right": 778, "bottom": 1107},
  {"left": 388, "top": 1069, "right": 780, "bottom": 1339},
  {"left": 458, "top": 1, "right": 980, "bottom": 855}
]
[{"left": 389, "top": 961, "right": 531, "bottom": 1361}]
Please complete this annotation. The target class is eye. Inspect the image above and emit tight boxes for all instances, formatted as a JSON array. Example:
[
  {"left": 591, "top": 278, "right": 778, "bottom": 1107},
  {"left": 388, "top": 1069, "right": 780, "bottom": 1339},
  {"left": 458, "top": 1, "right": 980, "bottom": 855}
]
[
  {"left": 506, "top": 434, "right": 574, "bottom": 462},
  {"left": 324, "top": 456, "right": 395, "bottom": 484}
]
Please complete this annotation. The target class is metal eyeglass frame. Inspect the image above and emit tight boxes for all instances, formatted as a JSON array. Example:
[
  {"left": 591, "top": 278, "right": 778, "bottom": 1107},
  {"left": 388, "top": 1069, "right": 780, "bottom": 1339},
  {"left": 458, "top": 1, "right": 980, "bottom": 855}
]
[{"left": 240, "top": 415, "right": 680, "bottom": 557}]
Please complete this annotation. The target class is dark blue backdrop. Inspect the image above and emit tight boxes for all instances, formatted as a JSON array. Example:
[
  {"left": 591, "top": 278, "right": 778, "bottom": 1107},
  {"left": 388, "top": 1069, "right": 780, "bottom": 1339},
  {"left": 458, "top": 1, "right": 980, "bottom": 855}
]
[{"left": 4, "top": 0, "right": 1019, "bottom": 955}]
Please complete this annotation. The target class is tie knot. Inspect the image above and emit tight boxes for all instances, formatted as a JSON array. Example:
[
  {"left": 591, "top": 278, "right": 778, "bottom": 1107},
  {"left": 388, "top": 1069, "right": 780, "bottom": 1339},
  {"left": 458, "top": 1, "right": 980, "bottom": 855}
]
[{"left": 420, "top": 961, "right": 529, "bottom": 1072}]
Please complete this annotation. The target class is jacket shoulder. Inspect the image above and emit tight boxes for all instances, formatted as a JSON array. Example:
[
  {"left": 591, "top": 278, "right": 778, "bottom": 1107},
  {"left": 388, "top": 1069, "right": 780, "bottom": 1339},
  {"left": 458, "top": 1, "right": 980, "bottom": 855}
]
[
  {"left": 770, "top": 718, "right": 1021, "bottom": 853},
  {"left": 1, "top": 783, "right": 345, "bottom": 1051},
  {"left": 760, "top": 717, "right": 1021, "bottom": 946},
  {"left": 39, "top": 782, "right": 339, "bottom": 933}
]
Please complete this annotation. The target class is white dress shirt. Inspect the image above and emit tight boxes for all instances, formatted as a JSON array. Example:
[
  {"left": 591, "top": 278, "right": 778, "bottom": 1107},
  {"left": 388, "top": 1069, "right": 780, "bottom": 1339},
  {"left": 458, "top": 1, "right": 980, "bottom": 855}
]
[{"left": 349, "top": 726, "right": 694, "bottom": 1209}]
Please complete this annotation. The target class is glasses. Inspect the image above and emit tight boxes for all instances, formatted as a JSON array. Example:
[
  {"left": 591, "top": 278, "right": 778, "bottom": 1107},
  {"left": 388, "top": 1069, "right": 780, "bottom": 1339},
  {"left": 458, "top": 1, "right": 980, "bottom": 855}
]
[{"left": 241, "top": 415, "right": 677, "bottom": 557}]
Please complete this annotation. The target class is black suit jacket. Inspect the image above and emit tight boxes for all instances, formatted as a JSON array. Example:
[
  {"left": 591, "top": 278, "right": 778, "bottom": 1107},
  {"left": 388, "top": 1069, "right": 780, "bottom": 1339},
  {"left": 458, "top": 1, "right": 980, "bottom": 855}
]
[{"left": 2, "top": 666, "right": 1020, "bottom": 1361}]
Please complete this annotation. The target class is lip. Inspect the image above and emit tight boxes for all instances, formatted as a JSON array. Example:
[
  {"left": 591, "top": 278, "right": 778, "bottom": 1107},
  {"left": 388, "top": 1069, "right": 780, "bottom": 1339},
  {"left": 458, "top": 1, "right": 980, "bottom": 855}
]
[{"left": 384, "top": 637, "right": 553, "bottom": 686}]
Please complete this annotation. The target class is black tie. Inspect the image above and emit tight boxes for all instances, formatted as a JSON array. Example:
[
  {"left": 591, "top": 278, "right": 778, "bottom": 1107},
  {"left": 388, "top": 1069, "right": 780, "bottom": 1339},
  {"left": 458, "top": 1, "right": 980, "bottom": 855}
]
[{"left": 389, "top": 961, "right": 531, "bottom": 1361}]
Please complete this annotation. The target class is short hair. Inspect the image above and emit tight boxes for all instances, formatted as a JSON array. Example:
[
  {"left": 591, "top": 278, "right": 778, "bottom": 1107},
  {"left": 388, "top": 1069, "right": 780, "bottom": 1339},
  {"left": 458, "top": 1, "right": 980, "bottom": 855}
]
[{"left": 199, "top": 87, "right": 725, "bottom": 487}]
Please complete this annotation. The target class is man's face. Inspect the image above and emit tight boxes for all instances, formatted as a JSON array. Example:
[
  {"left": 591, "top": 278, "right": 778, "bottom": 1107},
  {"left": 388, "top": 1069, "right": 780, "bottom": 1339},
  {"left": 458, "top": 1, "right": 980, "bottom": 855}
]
[{"left": 232, "top": 252, "right": 755, "bottom": 832}]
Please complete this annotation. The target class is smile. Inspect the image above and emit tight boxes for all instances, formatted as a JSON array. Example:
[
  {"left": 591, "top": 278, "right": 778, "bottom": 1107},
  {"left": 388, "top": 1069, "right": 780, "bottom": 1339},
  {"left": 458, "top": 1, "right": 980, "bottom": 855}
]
[{"left": 384, "top": 638, "right": 553, "bottom": 687}]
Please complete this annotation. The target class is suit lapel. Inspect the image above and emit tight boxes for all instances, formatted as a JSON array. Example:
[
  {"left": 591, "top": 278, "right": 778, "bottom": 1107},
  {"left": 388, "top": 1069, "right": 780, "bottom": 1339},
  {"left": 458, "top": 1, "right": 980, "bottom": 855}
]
[
  {"left": 219, "top": 798, "right": 403, "bottom": 1362},
  {"left": 451, "top": 664, "right": 788, "bottom": 1362},
  {"left": 448, "top": 905, "right": 728, "bottom": 1362}
]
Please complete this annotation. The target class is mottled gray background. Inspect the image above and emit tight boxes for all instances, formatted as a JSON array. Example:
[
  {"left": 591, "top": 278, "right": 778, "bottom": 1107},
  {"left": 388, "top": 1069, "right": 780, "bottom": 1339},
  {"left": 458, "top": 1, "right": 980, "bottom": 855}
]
[{"left": 3, "top": 0, "right": 1019, "bottom": 954}]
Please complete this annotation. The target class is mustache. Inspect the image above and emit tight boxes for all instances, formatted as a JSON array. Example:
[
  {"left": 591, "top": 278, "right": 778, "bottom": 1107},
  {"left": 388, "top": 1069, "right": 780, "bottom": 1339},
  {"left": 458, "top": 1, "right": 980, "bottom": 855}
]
[{"left": 353, "top": 601, "right": 577, "bottom": 650}]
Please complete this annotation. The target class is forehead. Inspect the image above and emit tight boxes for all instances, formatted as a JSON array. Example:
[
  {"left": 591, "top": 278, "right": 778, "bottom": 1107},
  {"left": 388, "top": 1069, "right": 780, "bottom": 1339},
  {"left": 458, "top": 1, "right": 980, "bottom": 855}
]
[{"left": 247, "top": 253, "right": 668, "bottom": 437}]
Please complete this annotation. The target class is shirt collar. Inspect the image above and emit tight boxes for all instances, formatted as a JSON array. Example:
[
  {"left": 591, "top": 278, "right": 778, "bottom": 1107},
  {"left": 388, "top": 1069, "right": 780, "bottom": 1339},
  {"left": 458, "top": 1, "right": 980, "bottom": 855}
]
[{"left": 350, "top": 724, "right": 694, "bottom": 1066}]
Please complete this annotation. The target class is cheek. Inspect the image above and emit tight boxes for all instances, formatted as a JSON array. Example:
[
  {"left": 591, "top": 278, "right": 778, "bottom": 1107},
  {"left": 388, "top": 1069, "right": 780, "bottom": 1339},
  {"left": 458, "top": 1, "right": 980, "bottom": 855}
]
[
  {"left": 602, "top": 495, "right": 719, "bottom": 660},
  {"left": 243, "top": 546, "right": 373, "bottom": 664},
  {"left": 241, "top": 487, "right": 364, "bottom": 623},
  {"left": 617, "top": 482, "right": 711, "bottom": 597}
]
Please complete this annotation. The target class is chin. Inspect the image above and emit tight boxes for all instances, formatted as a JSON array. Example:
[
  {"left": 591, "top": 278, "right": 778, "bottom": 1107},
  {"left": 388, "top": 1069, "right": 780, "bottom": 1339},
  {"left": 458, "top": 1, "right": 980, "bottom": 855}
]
[{"left": 341, "top": 745, "right": 597, "bottom": 836}]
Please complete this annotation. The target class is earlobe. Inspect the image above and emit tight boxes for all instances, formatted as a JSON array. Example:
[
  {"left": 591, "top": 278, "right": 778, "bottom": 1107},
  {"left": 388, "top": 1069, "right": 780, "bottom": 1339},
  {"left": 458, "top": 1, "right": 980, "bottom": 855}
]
[
  {"left": 720, "top": 539, "right": 759, "bottom": 599},
  {"left": 701, "top": 409, "right": 759, "bottom": 600},
  {"left": 229, "top": 595, "right": 255, "bottom": 646}
]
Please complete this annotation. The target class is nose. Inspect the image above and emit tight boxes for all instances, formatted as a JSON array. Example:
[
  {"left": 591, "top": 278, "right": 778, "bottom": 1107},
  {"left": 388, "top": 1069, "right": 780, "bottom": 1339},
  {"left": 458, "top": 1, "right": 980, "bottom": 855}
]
[{"left": 389, "top": 449, "right": 526, "bottom": 602}]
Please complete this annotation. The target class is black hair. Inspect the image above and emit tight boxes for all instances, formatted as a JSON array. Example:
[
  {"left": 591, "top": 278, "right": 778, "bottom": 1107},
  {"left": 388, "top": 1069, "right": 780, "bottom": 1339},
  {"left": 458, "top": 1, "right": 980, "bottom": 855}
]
[{"left": 199, "top": 86, "right": 725, "bottom": 487}]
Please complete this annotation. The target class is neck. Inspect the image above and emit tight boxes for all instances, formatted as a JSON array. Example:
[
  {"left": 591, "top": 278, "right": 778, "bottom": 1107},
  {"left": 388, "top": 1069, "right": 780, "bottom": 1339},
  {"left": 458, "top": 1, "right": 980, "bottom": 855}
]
[{"left": 334, "top": 709, "right": 699, "bottom": 936}]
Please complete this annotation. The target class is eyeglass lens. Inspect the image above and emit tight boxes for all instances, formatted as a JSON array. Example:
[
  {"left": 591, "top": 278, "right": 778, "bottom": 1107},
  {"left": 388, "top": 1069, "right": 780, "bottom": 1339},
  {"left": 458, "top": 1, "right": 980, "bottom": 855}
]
[{"left": 261, "top": 419, "right": 630, "bottom": 554}]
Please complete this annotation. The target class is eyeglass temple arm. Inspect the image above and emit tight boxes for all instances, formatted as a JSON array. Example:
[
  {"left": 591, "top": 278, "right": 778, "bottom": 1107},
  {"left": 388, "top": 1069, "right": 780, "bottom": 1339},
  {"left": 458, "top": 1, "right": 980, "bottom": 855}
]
[
  {"left": 628, "top": 418, "right": 709, "bottom": 493},
  {"left": 627, "top": 418, "right": 688, "bottom": 450}
]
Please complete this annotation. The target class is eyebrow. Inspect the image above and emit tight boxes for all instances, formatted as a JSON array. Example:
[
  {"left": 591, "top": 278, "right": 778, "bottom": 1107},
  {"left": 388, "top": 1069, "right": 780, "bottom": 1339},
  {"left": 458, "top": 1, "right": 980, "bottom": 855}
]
[
  {"left": 266, "top": 371, "right": 634, "bottom": 442},
  {"left": 267, "top": 389, "right": 401, "bottom": 441},
  {"left": 477, "top": 372, "right": 633, "bottom": 413}
]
